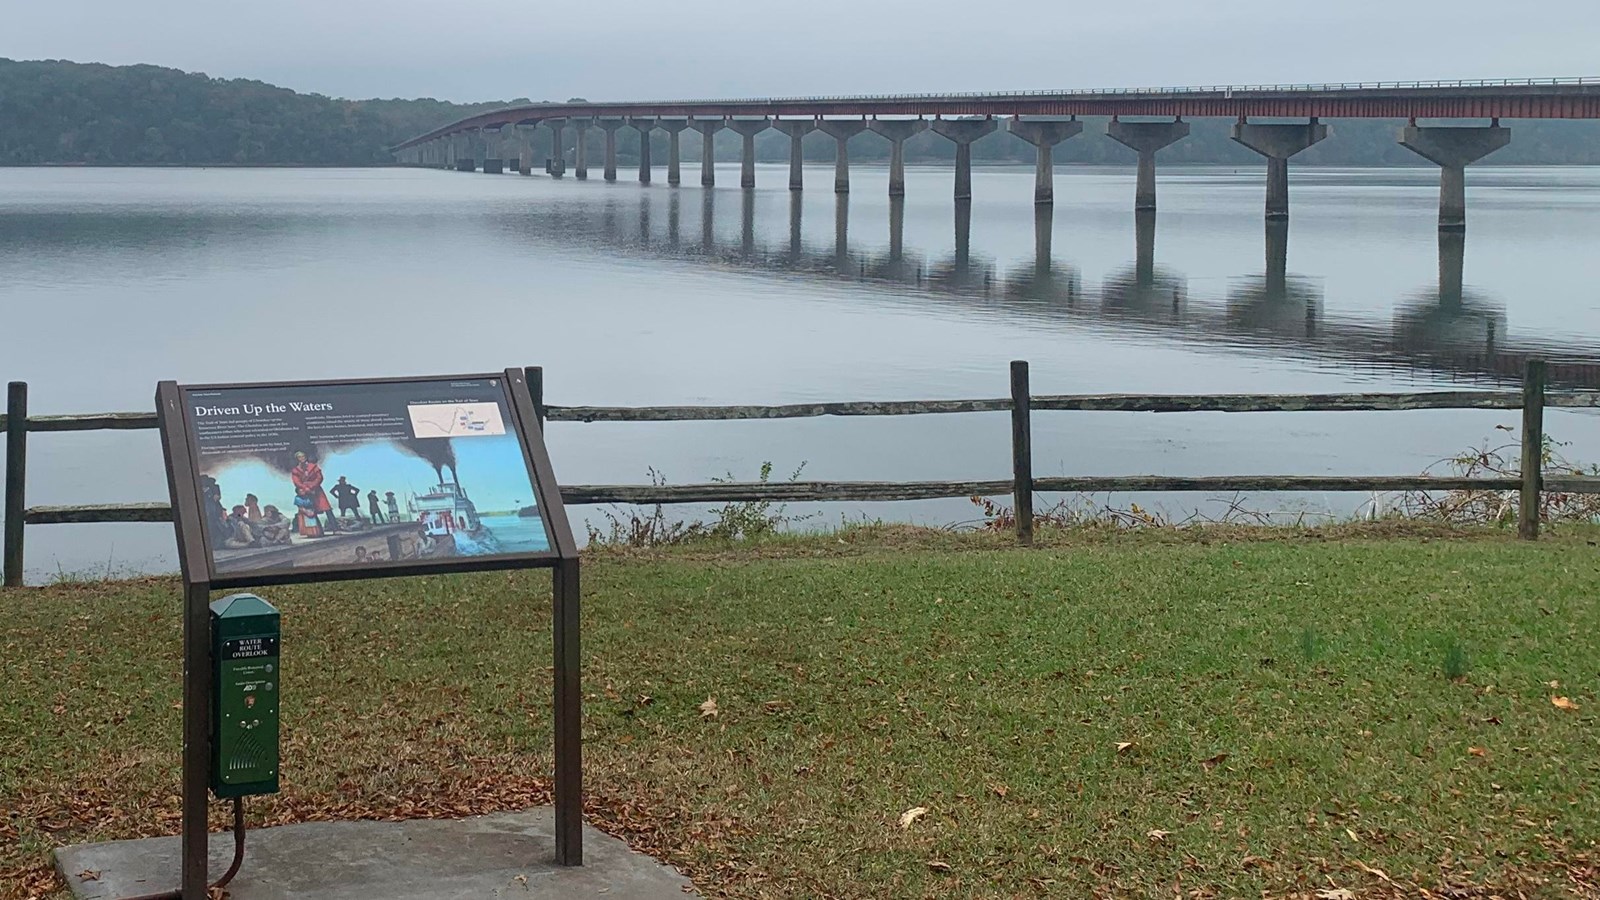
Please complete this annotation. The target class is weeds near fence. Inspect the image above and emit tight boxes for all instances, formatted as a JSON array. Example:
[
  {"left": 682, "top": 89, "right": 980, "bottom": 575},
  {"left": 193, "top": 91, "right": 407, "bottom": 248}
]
[
  {"left": 585, "top": 462, "right": 813, "bottom": 548},
  {"left": 1398, "top": 427, "right": 1600, "bottom": 526},
  {"left": 967, "top": 492, "right": 1275, "bottom": 532}
]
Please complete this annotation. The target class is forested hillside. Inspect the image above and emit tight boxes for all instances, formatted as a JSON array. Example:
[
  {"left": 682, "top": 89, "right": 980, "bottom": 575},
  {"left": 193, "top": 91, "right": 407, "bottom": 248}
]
[
  {"left": 0, "top": 59, "right": 523, "bottom": 165},
  {"left": 4, "top": 58, "right": 1600, "bottom": 167}
]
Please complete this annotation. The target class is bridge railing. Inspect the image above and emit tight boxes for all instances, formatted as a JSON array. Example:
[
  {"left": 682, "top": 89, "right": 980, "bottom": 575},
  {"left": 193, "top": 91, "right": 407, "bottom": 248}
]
[
  {"left": 480, "top": 77, "right": 1600, "bottom": 110},
  {"left": 4, "top": 361, "right": 1598, "bottom": 585}
]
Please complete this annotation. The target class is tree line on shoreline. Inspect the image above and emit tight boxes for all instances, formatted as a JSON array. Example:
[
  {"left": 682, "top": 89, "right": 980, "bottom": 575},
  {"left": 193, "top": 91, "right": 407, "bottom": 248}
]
[{"left": 5, "top": 58, "right": 1600, "bottom": 168}]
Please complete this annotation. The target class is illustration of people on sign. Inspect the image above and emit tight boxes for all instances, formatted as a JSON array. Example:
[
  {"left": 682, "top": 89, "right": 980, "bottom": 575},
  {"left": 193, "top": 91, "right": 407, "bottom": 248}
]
[
  {"left": 367, "top": 489, "right": 386, "bottom": 524},
  {"left": 329, "top": 475, "right": 364, "bottom": 525},
  {"left": 290, "top": 450, "right": 339, "bottom": 536},
  {"left": 257, "top": 505, "right": 292, "bottom": 546},
  {"left": 200, "top": 474, "right": 227, "bottom": 543},
  {"left": 223, "top": 505, "right": 256, "bottom": 549},
  {"left": 385, "top": 491, "right": 401, "bottom": 521}
]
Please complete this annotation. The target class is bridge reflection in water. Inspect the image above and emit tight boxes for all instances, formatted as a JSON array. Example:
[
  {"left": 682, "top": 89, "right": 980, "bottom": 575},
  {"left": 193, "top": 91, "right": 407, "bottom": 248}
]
[{"left": 503, "top": 191, "right": 1600, "bottom": 390}]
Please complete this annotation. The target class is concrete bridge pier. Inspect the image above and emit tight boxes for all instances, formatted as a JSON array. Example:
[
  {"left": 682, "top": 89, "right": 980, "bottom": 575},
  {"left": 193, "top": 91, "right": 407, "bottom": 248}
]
[
  {"left": 628, "top": 118, "right": 655, "bottom": 184},
  {"left": 1231, "top": 119, "right": 1328, "bottom": 219},
  {"left": 472, "top": 130, "right": 493, "bottom": 174},
  {"left": 497, "top": 129, "right": 515, "bottom": 173},
  {"left": 931, "top": 118, "right": 998, "bottom": 201},
  {"left": 817, "top": 120, "right": 867, "bottom": 193},
  {"left": 1106, "top": 118, "right": 1191, "bottom": 210},
  {"left": 516, "top": 127, "right": 536, "bottom": 175},
  {"left": 773, "top": 120, "right": 816, "bottom": 191},
  {"left": 1007, "top": 117, "right": 1083, "bottom": 204},
  {"left": 486, "top": 128, "right": 508, "bottom": 174},
  {"left": 688, "top": 118, "right": 724, "bottom": 187},
  {"left": 570, "top": 119, "right": 592, "bottom": 179},
  {"left": 1399, "top": 123, "right": 1511, "bottom": 229},
  {"left": 598, "top": 119, "right": 624, "bottom": 182},
  {"left": 545, "top": 120, "right": 567, "bottom": 177},
  {"left": 728, "top": 118, "right": 770, "bottom": 189},
  {"left": 658, "top": 119, "right": 689, "bottom": 186},
  {"left": 867, "top": 119, "right": 929, "bottom": 197}
]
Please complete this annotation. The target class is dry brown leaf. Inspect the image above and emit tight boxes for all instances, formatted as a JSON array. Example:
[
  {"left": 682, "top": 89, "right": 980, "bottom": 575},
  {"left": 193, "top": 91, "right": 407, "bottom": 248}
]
[
  {"left": 1115, "top": 741, "right": 1135, "bottom": 754},
  {"left": 899, "top": 806, "right": 928, "bottom": 829},
  {"left": 1345, "top": 827, "right": 1361, "bottom": 843},
  {"left": 1355, "top": 859, "right": 1393, "bottom": 882},
  {"left": 989, "top": 783, "right": 1009, "bottom": 798},
  {"left": 1147, "top": 829, "right": 1170, "bottom": 842},
  {"left": 1467, "top": 746, "right": 1487, "bottom": 758},
  {"left": 1199, "top": 752, "right": 1229, "bottom": 770},
  {"left": 1552, "top": 695, "right": 1580, "bottom": 711},
  {"left": 698, "top": 696, "right": 719, "bottom": 718},
  {"left": 1546, "top": 680, "right": 1560, "bottom": 689},
  {"left": 76, "top": 870, "right": 100, "bottom": 882},
  {"left": 1316, "top": 890, "right": 1355, "bottom": 900},
  {"left": 927, "top": 860, "right": 952, "bottom": 873},
  {"left": 1240, "top": 854, "right": 1271, "bottom": 870}
]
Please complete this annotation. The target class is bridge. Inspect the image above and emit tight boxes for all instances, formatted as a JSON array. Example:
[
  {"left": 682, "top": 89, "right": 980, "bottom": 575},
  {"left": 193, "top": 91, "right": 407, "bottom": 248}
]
[{"left": 392, "top": 78, "right": 1600, "bottom": 228}]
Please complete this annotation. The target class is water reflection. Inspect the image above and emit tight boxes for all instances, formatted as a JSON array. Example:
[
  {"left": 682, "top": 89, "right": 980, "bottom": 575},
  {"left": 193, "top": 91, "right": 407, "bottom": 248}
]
[
  {"left": 505, "top": 187, "right": 1600, "bottom": 388},
  {"left": 1226, "top": 219, "right": 1324, "bottom": 340},
  {"left": 1101, "top": 210, "right": 1183, "bottom": 318}
]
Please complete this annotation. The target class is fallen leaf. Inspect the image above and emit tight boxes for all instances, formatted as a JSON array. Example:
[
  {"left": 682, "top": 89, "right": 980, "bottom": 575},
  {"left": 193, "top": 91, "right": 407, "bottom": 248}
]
[
  {"left": 1468, "top": 746, "right": 1487, "bottom": 758},
  {"left": 899, "top": 806, "right": 928, "bottom": 829},
  {"left": 1115, "top": 741, "right": 1135, "bottom": 754},
  {"left": 698, "top": 696, "right": 719, "bottom": 718},
  {"left": 513, "top": 873, "right": 528, "bottom": 885},
  {"left": 1552, "top": 696, "right": 1579, "bottom": 711},
  {"left": 1240, "top": 854, "right": 1271, "bottom": 870},
  {"left": 1356, "top": 859, "right": 1393, "bottom": 882},
  {"left": 1345, "top": 827, "right": 1361, "bottom": 843},
  {"left": 989, "top": 783, "right": 1008, "bottom": 798},
  {"left": 1546, "top": 680, "right": 1560, "bottom": 689},
  {"left": 1200, "top": 752, "right": 1229, "bottom": 771},
  {"left": 1316, "top": 890, "right": 1355, "bottom": 900},
  {"left": 927, "top": 860, "right": 952, "bottom": 873},
  {"left": 76, "top": 870, "right": 100, "bottom": 882},
  {"left": 1147, "top": 829, "right": 1170, "bottom": 842}
]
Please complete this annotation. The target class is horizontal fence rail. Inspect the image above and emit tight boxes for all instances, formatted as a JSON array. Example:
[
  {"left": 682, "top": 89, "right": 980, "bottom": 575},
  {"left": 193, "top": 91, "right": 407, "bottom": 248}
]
[
  {"left": 8, "top": 390, "right": 1600, "bottom": 433},
  {"left": 4, "top": 361, "right": 1597, "bottom": 585}
]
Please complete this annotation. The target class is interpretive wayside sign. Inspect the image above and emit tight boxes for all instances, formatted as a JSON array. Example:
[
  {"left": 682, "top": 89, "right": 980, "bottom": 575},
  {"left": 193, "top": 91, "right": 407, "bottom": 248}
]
[
  {"left": 157, "top": 369, "right": 583, "bottom": 895},
  {"left": 176, "top": 375, "right": 554, "bottom": 578}
]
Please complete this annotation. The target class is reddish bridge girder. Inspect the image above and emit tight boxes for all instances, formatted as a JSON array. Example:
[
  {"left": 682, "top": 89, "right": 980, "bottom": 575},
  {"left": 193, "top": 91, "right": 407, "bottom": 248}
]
[{"left": 394, "top": 82, "right": 1600, "bottom": 149}]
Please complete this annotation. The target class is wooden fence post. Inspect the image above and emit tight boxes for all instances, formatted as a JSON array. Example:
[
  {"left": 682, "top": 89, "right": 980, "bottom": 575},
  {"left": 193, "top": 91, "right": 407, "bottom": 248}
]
[
  {"left": 1010, "top": 361, "right": 1033, "bottom": 546},
  {"left": 1519, "top": 359, "right": 1547, "bottom": 541},
  {"left": 4, "top": 382, "right": 27, "bottom": 587},
  {"left": 525, "top": 366, "right": 547, "bottom": 429}
]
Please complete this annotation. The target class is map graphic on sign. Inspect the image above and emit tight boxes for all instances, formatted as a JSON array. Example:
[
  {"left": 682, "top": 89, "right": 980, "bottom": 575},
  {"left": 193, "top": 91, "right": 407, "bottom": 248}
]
[{"left": 407, "top": 402, "right": 507, "bottom": 438}]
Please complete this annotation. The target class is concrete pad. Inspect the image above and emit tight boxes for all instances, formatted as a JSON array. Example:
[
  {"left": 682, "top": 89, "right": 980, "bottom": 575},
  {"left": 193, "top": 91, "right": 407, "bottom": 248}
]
[{"left": 55, "top": 808, "right": 696, "bottom": 899}]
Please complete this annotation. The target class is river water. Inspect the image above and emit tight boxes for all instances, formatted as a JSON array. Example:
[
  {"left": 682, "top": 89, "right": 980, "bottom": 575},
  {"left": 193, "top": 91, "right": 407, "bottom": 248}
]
[{"left": 3, "top": 164, "right": 1599, "bottom": 581}]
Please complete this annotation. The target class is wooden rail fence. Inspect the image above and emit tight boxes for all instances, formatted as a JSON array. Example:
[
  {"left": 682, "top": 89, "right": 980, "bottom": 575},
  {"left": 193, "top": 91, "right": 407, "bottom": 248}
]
[{"left": 5, "top": 360, "right": 1598, "bottom": 586}]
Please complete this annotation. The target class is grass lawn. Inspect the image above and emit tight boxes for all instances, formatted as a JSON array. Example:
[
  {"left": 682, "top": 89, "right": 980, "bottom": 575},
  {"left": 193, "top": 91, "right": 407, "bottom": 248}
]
[{"left": 3, "top": 524, "right": 1598, "bottom": 898}]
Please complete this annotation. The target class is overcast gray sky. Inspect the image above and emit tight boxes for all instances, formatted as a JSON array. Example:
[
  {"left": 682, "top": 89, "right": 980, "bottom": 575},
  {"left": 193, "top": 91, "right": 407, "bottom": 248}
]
[{"left": 8, "top": 0, "right": 1599, "bottom": 103}]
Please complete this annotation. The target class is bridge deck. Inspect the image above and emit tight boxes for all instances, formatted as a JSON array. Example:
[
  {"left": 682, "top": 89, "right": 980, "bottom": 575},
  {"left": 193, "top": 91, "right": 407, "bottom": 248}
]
[{"left": 396, "top": 78, "right": 1600, "bottom": 149}]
